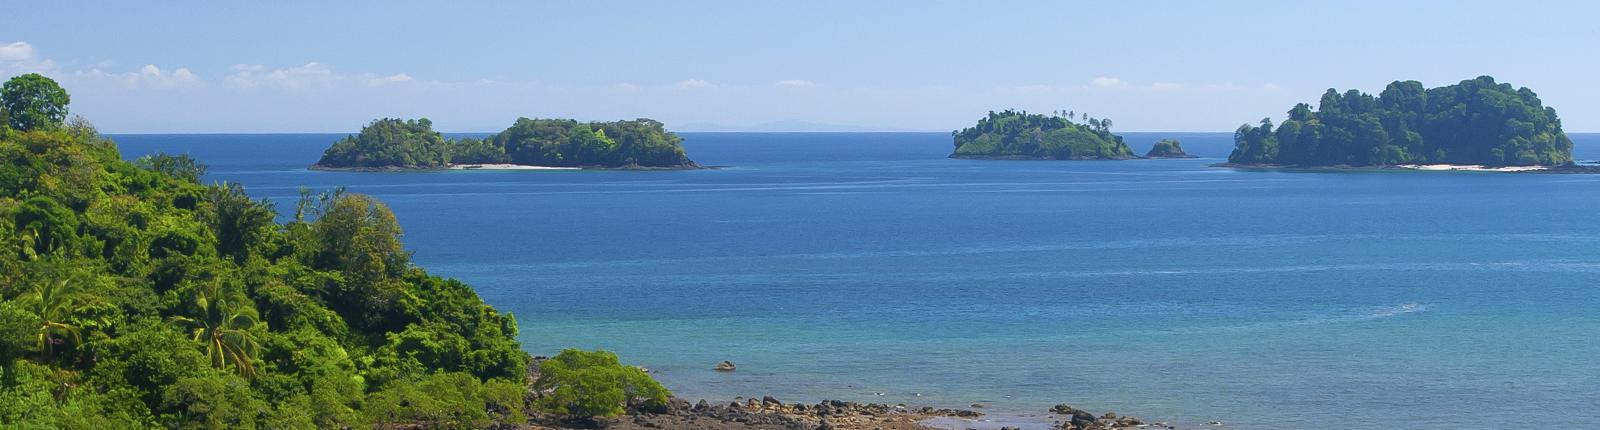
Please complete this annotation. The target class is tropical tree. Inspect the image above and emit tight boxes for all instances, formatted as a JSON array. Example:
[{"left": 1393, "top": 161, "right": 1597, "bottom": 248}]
[
  {"left": 135, "top": 152, "right": 208, "bottom": 183},
  {"left": 1, "top": 73, "right": 71, "bottom": 131},
  {"left": 24, "top": 279, "right": 81, "bottom": 361},
  {"left": 205, "top": 182, "right": 276, "bottom": 263},
  {"left": 173, "top": 282, "right": 262, "bottom": 378}
]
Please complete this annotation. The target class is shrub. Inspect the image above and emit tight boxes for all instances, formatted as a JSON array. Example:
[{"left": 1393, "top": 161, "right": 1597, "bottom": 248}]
[
  {"left": 533, "top": 348, "right": 669, "bottom": 419},
  {"left": 363, "top": 371, "right": 525, "bottom": 430}
]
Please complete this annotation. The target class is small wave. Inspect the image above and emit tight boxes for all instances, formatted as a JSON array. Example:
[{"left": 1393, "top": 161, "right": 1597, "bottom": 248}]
[{"left": 1363, "top": 302, "right": 1429, "bottom": 320}]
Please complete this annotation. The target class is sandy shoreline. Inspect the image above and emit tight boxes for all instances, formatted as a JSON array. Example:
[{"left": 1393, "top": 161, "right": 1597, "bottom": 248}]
[
  {"left": 1211, "top": 162, "right": 1600, "bottom": 173},
  {"left": 1395, "top": 164, "right": 1547, "bottom": 172}
]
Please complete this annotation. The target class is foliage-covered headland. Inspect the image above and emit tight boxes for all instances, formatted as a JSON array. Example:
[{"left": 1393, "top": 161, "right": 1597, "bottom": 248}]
[
  {"left": 951, "top": 110, "right": 1136, "bottom": 160},
  {"left": 1226, "top": 76, "right": 1574, "bottom": 168},
  {"left": 0, "top": 73, "right": 671, "bottom": 429},
  {"left": 313, "top": 117, "right": 701, "bottom": 170}
]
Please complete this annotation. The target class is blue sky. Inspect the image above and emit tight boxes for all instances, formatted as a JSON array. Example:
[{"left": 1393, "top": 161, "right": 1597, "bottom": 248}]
[{"left": 4, "top": 1, "right": 1598, "bottom": 133}]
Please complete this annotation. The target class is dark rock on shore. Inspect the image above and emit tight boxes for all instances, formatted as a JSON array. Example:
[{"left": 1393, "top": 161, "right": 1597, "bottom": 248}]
[{"left": 1048, "top": 404, "right": 1148, "bottom": 430}]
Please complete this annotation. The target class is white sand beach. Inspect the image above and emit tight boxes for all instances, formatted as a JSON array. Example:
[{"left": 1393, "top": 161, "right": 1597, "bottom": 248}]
[
  {"left": 1397, "top": 164, "right": 1548, "bottom": 172},
  {"left": 448, "top": 163, "right": 581, "bottom": 171}
]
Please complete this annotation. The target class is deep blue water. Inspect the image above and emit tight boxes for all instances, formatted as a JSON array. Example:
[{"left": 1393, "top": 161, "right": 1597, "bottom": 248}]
[{"left": 112, "top": 132, "right": 1600, "bottom": 429}]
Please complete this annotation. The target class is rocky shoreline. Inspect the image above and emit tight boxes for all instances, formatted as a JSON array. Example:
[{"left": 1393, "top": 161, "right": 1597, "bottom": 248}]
[{"left": 519, "top": 397, "right": 1160, "bottom": 430}]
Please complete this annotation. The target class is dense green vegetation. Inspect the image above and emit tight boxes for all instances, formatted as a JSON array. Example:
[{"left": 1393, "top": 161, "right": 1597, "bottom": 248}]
[
  {"left": 314, "top": 118, "right": 452, "bottom": 169},
  {"left": 1144, "top": 139, "right": 1191, "bottom": 158},
  {"left": 1229, "top": 76, "right": 1574, "bottom": 167},
  {"left": 533, "top": 349, "right": 670, "bottom": 420},
  {"left": 0, "top": 74, "right": 668, "bottom": 428},
  {"left": 951, "top": 110, "right": 1135, "bottom": 159},
  {"left": 315, "top": 117, "right": 697, "bottom": 169}
]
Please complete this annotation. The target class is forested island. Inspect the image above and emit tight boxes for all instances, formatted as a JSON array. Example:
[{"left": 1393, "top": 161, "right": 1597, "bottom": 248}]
[
  {"left": 313, "top": 117, "right": 701, "bottom": 170},
  {"left": 1225, "top": 76, "right": 1575, "bottom": 168},
  {"left": 1144, "top": 139, "right": 1194, "bottom": 158},
  {"left": 951, "top": 110, "right": 1137, "bottom": 160}
]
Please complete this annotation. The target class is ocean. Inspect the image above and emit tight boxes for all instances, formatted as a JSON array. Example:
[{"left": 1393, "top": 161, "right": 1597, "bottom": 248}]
[{"left": 112, "top": 131, "right": 1600, "bottom": 429}]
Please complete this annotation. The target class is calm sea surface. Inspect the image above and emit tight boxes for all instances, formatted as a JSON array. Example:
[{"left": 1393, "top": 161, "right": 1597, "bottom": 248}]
[{"left": 113, "top": 132, "right": 1600, "bottom": 429}]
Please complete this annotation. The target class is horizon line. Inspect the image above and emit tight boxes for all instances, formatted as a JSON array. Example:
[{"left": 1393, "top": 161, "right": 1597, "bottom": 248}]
[{"left": 92, "top": 129, "right": 1600, "bottom": 135}]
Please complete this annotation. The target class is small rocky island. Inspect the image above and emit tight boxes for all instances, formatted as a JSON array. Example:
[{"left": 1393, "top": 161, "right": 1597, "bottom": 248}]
[
  {"left": 951, "top": 110, "right": 1136, "bottom": 160},
  {"left": 312, "top": 117, "right": 703, "bottom": 170},
  {"left": 1223, "top": 76, "right": 1577, "bottom": 171},
  {"left": 1144, "top": 139, "right": 1195, "bottom": 158}
]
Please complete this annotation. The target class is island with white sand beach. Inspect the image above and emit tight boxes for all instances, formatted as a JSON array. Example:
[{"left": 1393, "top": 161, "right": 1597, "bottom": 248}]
[
  {"left": 1218, "top": 76, "right": 1585, "bottom": 173},
  {"left": 311, "top": 116, "right": 707, "bottom": 171}
]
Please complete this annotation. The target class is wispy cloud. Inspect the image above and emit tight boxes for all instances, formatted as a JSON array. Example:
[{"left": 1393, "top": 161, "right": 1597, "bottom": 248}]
[
  {"left": 675, "top": 78, "right": 712, "bottom": 89},
  {"left": 1090, "top": 76, "right": 1126, "bottom": 87},
  {"left": 226, "top": 62, "right": 337, "bottom": 90},
  {"left": 364, "top": 73, "right": 413, "bottom": 87},
  {"left": 777, "top": 79, "right": 819, "bottom": 87},
  {"left": 74, "top": 64, "right": 201, "bottom": 89}
]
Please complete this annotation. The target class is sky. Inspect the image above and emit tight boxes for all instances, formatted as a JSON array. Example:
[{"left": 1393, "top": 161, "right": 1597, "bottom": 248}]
[{"left": 3, "top": 1, "right": 1598, "bottom": 133}]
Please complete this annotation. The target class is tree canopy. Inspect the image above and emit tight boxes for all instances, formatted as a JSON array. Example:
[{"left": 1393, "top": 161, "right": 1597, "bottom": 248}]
[
  {"left": 1228, "top": 76, "right": 1574, "bottom": 167},
  {"left": 314, "top": 117, "right": 697, "bottom": 169},
  {"left": 0, "top": 75, "right": 670, "bottom": 428},
  {"left": 1, "top": 73, "right": 71, "bottom": 132},
  {"left": 951, "top": 110, "right": 1135, "bottom": 160},
  {"left": 1144, "top": 139, "right": 1190, "bottom": 158},
  {"left": 315, "top": 118, "right": 452, "bottom": 169}
]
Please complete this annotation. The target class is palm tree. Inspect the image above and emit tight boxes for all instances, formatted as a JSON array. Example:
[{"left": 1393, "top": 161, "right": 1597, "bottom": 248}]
[
  {"left": 173, "top": 283, "right": 261, "bottom": 378},
  {"left": 27, "top": 279, "right": 81, "bottom": 361}
]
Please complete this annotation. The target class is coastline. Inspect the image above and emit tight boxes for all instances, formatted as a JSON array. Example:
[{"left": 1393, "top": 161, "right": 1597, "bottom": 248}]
[
  {"left": 308, "top": 162, "right": 718, "bottom": 172},
  {"left": 1212, "top": 162, "right": 1600, "bottom": 173},
  {"left": 521, "top": 397, "right": 1155, "bottom": 430},
  {"left": 950, "top": 154, "right": 1141, "bottom": 161}
]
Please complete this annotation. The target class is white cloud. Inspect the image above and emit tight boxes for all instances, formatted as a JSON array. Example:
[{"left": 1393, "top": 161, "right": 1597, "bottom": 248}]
[
  {"left": 1261, "top": 83, "right": 1282, "bottom": 90},
  {"left": 611, "top": 82, "right": 642, "bottom": 92},
  {"left": 777, "top": 79, "right": 819, "bottom": 87},
  {"left": 0, "top": 42, "right": 35, "bottom": 61},
  {"left": 0, "top": 41, "right": 55, "bottom": 75},
  {"left": 364, "top": 73, "right": 413, "bottom": 87},
  {"left": 675, "top": 78, "right": 712, "bottom": 89},
  {"left": 1090, "top": 76, "right": 1126, "bottom": 87},
  {"left": 1148, "top": 82, "right": 1184, "bottom": 91},
  {"left": 68, "top": 64, "right": 200, "bottom": 89},
  {"left": 226, "top": 62, "right": 337, "bottom": 90}
]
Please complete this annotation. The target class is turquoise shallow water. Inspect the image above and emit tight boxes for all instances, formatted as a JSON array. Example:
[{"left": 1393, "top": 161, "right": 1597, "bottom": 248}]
[{"left": 115, "top": 132, "right": 1600, "bottom": 429}]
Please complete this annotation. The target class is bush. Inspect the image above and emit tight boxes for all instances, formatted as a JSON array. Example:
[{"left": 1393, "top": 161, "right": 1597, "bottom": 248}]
[
  {"left": 533, "top": 348, "right": 669, "bottom": 419},
  {"left": 363, "top": 371, "right": 525, "bottom": 430},
  {"left": 158, "top": 373, "right": 270, "bottom": 430}
]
